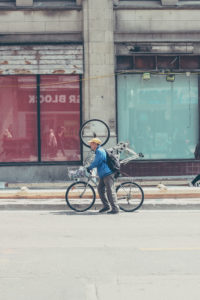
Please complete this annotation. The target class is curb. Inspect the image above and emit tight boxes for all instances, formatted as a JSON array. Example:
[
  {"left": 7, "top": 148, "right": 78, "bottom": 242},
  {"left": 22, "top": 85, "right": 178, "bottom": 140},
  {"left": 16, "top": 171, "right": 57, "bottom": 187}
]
[
  {"left": 0, "top": 186, "right": 200, "bottom": 210},
  {"left": 1, "top": 204, "right": 200, "bottom": 211},
  {"left": 1, "top": 199, "right": 200, "bottom": 211},
  {"left": 0, "top": 186, "right": 200, "bottom": 199}
]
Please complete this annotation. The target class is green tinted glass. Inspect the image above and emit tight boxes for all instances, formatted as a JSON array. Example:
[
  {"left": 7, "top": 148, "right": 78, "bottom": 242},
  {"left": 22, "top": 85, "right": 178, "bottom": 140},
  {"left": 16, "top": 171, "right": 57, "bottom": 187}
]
[{"left": 117, "top": 73, "right": 198, "bottom": 159}]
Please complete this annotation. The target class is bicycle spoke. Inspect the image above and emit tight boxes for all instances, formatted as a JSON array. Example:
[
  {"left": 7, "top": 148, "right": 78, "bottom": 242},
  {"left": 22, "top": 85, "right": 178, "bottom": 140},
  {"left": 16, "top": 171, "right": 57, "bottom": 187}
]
[
  {"left": 79, "top": 119, "right": 110, "bottom": 147},
  {"left": 65, "top": 181, "right": 96, "bottom": 212},
  {"left": 194, "top": 180, "right": 200, "bottom": 187},
  {"left": 117, "top": 182, "right": 144, "bottom": 212}
]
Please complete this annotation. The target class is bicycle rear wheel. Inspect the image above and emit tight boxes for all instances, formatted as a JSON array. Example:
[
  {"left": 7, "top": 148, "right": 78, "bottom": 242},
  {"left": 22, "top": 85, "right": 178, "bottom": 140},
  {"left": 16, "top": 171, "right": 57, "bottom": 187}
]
[
  {"left": 79, "top": 119, "right": 110, "bottom": 148},
  {"left": 116, "top": 181, "right": 144, "bottom": 212},
  {"left": 65, "top": 181, "right": 96, "bottom": 212},
  {"left": 194, "top": 180, "right": 200, "bottom": 187}
]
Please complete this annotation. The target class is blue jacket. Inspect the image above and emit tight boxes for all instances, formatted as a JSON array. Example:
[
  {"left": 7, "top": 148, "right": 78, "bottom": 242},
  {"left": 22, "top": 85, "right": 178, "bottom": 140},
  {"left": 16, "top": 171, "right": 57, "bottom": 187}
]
[{"left": 88, "top": 146, "right": 113, "bottom": 178}]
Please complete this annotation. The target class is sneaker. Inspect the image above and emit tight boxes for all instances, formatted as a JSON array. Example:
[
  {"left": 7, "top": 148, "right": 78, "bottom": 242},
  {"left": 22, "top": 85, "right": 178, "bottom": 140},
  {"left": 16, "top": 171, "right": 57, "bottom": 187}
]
[
  {"left": 107, "top": 209, "right": 119, "bottom": 214},
  {"left": 99, "top": 207, "right": 110, "bottom": 213}
]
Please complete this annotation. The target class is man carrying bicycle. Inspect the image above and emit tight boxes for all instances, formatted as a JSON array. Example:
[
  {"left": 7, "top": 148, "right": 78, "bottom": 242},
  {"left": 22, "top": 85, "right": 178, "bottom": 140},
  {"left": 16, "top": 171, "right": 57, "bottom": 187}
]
[{"left": 87, "top": 138, "right": 119, "bottom": 214}]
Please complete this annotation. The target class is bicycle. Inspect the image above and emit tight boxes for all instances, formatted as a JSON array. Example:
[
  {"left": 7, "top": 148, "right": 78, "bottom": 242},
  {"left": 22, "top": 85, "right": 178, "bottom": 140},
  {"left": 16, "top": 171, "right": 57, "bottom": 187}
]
[
  {"left": 65, "top": 119, "right": 144, "bottom": 213},
  {"left": 65, "top": 164, "right": 144, "bottom": 213}
]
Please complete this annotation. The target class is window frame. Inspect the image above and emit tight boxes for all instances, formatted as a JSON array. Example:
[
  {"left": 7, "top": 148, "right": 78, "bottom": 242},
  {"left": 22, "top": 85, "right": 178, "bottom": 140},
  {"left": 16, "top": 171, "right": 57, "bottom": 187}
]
[
  {"left": 116, "top": 69, "right": 200, "bottom": 162},
  {"left": 0, "top": 74, "right": 82, "bottom": 166},
  {"left": 116, "top": 55, "right": 200, "bottom": 72}
]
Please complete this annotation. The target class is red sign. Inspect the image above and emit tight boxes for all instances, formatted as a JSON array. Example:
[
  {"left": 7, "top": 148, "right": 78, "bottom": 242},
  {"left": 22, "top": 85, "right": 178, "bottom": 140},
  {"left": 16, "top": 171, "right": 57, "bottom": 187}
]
[{"left": 17, "top": 75, "right": 80, "bottom": 112}]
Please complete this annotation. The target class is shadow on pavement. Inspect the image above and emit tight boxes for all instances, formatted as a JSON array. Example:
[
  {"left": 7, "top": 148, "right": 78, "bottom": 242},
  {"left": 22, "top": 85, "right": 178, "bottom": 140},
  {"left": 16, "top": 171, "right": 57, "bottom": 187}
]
[{"left": 50, "top": 210, "right": 100, "bottom": 216}]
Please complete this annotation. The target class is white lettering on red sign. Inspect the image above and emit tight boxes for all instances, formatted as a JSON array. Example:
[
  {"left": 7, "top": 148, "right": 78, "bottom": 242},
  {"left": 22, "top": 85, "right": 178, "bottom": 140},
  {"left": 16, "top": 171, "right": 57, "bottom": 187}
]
[
  {"left": 69, "top": 95, "right": 80, "bottom": 103},
  {"left": 29, "top": 95, "right": 35, "bottom": 103},
  {"left": 28, "top": 95, "right": 80, "bottom": 104}
]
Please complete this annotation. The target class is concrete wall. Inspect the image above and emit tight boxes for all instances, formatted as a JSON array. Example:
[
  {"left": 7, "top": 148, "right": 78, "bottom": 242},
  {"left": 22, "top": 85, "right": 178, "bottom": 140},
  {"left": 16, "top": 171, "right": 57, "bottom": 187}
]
[
  {"left": 0, "top": 10, "right": 82, "bottom": 34},
  {"left": 115, "top": 9, "right": 200, "bottom": 34},
  {"left": 1, "top": 0, "right": 200, "bottom": 181},
  {"left": 0, "top": 4, "right": 83, "bottom": 183},
  {"left": 0, "top": 165, "right": 70, "bottom": 183},
  {"left": 0, "top": 0, "right": 117, "bottom": 182}
]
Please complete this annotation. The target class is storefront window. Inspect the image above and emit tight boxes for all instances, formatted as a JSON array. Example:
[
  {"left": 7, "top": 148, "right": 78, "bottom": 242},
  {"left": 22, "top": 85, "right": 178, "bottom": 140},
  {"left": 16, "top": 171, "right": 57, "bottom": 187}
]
[
  {"left": 117, "top": 73, "right": 198, "bottom": 159},
  {"left": 40, "top": 75, "right": 80, "bottom": 162},
  {"left": 0, "top": 76, "right": 38, "bottom": 162},
  {"left": 0, "top": 75, "right": 81, "bottom": 163}
]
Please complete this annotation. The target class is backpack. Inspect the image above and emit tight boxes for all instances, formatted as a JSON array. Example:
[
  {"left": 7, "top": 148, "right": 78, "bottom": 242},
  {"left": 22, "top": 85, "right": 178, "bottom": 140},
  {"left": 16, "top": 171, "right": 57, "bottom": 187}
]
[
  {"left": 105, "top": 150, "right": 120, "bottom": 178},
  {"left": 194, "top": 143, "right": 200, "bottom": 159}
]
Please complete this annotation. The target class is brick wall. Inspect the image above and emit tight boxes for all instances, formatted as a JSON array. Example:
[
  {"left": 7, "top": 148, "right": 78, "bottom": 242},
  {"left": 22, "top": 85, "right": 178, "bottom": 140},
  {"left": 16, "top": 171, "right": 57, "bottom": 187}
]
[{"left": 121, "top": 161, "right": 200, "bottom": 177}]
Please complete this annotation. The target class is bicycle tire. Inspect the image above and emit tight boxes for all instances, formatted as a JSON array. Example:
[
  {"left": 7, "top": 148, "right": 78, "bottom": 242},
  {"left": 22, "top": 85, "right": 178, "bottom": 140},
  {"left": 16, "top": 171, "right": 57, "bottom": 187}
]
[
  {"left": 116, "top": 181, "right": 144, "bottom": 212},
  {"left": 194, "top": 180, "right": 200, "bottom": 187},
  {"left": 65, "top": 181, "right": 96, "bottom": 212},
  {"left": 79, "top": 119, "right": 110, "bottom": 148}
]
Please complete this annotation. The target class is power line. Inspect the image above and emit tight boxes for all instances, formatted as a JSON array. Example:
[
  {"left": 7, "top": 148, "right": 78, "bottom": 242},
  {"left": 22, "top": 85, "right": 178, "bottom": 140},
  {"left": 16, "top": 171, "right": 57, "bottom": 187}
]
[{"left": 0, "top": 69, "right": 198, "bottom": 88}]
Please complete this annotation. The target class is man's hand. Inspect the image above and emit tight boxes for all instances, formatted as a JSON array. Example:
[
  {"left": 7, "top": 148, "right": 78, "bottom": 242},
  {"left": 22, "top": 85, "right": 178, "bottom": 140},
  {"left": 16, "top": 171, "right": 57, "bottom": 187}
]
[
  {"left": 114, "top": 171, "right": 120, "bottom": 179},
  {"left": 86, "top": 167, "right": 91, "bottom": 174}
]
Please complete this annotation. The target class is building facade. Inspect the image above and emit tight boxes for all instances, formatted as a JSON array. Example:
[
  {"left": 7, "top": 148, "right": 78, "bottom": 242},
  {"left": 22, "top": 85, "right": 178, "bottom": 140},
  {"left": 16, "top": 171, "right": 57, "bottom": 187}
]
[{"left": 0, "top": 0, "right": 200, "bottom": 182}]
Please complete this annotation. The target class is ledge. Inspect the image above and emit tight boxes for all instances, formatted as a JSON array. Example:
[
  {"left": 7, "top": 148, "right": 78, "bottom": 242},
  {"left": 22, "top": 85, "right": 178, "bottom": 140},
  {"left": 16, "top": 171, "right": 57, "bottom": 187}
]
[
  {"left": 115, "top": 32, "right": 200, "bottom": 43},
  {"left": 114, "top": 1, "right": 200, "bottom": 9},
  {"left": 0, "top": 32, "right": 83, "bottom": 44},
  {"left": 0, "top": 186, "right": 199, "bottom": 200},
  {"left": 0, "top": 2, "right": 81, "bottom": 10}
]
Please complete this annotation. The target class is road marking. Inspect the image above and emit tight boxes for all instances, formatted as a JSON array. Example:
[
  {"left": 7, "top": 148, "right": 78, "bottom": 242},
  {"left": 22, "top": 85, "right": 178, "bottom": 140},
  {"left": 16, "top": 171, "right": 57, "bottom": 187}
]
[
  {"left": 140, "top": 247, "right": 200, "bottom": 251},
  {"left": 0, "top": 258, "right": 9, "bottom": 263}
]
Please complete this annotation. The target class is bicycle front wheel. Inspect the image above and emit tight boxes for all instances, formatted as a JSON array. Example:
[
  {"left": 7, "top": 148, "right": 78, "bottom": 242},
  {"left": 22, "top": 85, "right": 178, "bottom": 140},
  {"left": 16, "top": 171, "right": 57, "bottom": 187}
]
[
  {"left": 79, "top": 119, "right": 110, "bottom": 148},
  {"left": 65, "top": 181, "right": 96, "bottom": 212},
  {"left": 116, "top": 182, "right": 144, "bottom": 212}
]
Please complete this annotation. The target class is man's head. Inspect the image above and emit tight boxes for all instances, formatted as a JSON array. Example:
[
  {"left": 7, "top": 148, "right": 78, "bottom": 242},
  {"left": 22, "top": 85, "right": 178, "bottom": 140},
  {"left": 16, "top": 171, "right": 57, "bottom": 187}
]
[{"left": 88, "top": 138, "right": 102, "bottom": 151}]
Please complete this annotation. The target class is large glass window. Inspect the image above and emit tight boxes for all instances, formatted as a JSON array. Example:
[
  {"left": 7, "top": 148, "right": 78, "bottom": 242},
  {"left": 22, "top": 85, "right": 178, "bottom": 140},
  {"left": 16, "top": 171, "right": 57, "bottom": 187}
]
[
  {"left": 0, "top": 76, "right": 38, "bottom": 162},
  {"left": 117, "top": 73, "right": 199, "bottom": 159},
  {"left": 40, "top": 75, "right": 80, "bottom": 162},
  {"left": 0, "top": 75, "right": 81, "bottom": 163}
]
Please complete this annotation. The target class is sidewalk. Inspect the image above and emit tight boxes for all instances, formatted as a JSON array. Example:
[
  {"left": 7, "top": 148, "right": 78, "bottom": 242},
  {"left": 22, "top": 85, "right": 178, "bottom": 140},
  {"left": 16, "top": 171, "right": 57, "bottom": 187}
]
[{"left": 0, "top": 182, "right": 200, "bottom": 210}]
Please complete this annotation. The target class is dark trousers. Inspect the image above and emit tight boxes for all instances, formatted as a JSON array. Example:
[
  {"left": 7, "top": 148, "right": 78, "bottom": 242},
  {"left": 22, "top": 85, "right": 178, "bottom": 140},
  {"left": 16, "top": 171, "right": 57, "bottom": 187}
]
[{"left": 97, "top": 174, "right": 119, "bottom": 211}]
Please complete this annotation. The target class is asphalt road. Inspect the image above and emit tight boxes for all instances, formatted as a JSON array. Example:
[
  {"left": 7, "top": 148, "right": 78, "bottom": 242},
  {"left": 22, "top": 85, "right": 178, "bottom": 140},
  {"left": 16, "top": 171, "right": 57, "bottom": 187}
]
[{"left": 0, "top": 210, "right": 200, "bottom": 300}]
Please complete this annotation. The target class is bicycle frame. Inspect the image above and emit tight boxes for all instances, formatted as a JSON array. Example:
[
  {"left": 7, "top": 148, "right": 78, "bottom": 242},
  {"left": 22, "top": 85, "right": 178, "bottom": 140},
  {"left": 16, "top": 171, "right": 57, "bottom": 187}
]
[{"left": 76, "top": 173, "right": 98, "bottom": 198}]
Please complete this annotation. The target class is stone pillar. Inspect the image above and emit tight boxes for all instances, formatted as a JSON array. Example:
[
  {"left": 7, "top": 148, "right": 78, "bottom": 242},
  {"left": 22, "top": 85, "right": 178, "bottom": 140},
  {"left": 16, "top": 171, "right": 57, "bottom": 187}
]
[{"left": 82, "top": 0, "right": 116, "bottom": 144}]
